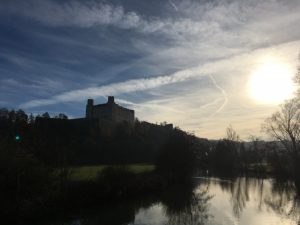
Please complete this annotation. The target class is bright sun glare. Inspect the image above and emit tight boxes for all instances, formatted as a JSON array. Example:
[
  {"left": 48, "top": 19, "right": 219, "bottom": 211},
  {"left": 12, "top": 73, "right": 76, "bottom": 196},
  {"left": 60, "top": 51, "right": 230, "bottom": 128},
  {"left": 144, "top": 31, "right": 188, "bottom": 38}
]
[{"left": 248, "top": 61, "right": 295, "bottom": 104}]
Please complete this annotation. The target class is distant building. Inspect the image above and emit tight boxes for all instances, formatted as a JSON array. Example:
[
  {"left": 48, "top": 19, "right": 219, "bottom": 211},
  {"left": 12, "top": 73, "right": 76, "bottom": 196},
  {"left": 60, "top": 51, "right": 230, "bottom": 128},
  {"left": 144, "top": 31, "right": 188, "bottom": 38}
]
[{"left": 86, "top": 96, "right": 134, "bottom": 124}]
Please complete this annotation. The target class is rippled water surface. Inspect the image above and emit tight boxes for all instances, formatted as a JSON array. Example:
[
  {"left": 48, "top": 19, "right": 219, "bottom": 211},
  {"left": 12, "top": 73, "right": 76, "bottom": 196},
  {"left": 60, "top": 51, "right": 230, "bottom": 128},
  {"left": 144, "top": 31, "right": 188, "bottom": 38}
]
[{"left": 41, "top": 177, "right": 300, "bottom": 225}]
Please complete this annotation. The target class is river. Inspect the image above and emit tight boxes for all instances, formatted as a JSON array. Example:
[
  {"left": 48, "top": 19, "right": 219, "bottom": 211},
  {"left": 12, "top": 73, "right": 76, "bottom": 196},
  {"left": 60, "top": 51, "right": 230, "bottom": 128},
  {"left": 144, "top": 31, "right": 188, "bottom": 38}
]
[{"left": 30, "top": 176, "right": 300, "bottom": 225}]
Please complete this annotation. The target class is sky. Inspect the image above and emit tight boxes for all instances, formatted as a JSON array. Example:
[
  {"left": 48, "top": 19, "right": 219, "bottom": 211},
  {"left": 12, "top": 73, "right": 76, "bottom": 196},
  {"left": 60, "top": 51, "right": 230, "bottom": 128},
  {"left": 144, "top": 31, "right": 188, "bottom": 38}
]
[{"left": 0, "top": 0, "right": 300, "bottom": 139}]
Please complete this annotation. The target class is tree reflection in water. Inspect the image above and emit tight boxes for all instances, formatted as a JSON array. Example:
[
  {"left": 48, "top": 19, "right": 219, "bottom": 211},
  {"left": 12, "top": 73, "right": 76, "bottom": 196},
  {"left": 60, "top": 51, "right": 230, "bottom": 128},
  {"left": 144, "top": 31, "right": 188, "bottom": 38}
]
[
  {"left": 161, "top": 183, "right": 212, "bottom": 225},
  {"left": 56, "top": 182, "right": 212, "bottom": 225},
  {"left": 264, "top": 179, "right": 300, "bottom": 224},
  {"left": 78, "top": 202, "right": 136, "bottom": 225},
  {"left": 37, "top": 177, "right": 300, "bottom": 225},
  {"left": 203, "top": 176, "right": 300, "bottom": 224}
]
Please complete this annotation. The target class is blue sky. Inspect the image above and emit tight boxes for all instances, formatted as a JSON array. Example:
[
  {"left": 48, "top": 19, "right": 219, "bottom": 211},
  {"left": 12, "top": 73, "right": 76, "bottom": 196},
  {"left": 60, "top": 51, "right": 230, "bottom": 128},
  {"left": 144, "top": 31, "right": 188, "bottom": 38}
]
[{"left": 0, "top": 0, "right": 300, "bottom": 139}]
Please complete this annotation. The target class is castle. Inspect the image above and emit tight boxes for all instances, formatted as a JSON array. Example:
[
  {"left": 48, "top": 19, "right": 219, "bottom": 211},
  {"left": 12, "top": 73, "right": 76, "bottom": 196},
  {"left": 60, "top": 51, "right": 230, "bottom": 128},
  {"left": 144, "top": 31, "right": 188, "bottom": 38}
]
[{"left": 86, "top": 96, "right": 134, "bottom": 124}]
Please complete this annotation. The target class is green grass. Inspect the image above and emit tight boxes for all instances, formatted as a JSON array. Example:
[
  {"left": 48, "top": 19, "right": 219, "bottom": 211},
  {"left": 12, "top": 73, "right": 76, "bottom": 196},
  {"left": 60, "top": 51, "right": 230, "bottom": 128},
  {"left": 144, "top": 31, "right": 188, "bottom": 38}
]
[
  {"left": 69, "top": 164, "right": 155, "bottom": 181},
  {"left": 127, "top": 164, "right": 155, "bottom": 174},
  {"left": 246, "top": 162, "right": 273, "bottom": 173}
]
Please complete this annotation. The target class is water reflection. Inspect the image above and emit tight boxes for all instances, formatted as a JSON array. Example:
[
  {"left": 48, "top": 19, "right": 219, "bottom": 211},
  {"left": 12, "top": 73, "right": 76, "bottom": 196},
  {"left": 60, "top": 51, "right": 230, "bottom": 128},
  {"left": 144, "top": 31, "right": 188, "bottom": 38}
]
[
  {"left": 79, "top": 202, "right": 135, "bottom": 225},
  {"left": 199, "top": 176, "right": 300, "bottom": 224},
  {"left": 161, "top": 184, "right": 212, "bottom": 225},
  {"left": 32, "top": 177, "right": 300, "bottom": 225},
  {"left": 266, "top": 179, "right": 300, "bottom": 224}
]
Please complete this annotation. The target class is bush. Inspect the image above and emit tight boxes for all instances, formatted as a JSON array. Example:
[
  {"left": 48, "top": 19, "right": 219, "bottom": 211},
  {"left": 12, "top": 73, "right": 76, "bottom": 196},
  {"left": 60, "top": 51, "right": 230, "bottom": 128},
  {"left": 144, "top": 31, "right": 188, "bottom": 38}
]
[
  {"left": 0, "top": 139, "right": 57, "bottom": 217},
  {"left": 156, "top": 129, "right": 196, "bottom": 182}
]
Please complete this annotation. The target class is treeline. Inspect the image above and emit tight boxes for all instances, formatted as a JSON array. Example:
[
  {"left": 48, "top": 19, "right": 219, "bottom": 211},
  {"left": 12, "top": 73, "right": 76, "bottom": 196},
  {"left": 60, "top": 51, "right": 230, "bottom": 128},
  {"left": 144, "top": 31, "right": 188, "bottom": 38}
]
[
  {"left": 0, "top": 108, "right": 175, "bottom": 165},
  {"left": 0, "top": 108, "right": 198, "bottom": 220},
  {"left": 34, "top": 118, "right": 174, "bottom": 165},
  {"left": 0, "top": 108, "right": 296, "bottom": 177},
  {"left": 196, "top": 124, "right": 300, "bottom": 179}
]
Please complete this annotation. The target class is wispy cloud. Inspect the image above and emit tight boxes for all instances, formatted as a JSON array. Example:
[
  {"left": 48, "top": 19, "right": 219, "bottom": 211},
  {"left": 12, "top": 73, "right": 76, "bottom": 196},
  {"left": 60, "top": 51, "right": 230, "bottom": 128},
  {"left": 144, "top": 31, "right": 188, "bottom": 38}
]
[
  {"left": 168, "top": 0, "right": 178, "bottom": 11},
  {"left": 20, "top": 68, "right": 201, "bottom": 108},
  {"left": 18, "top": 46, "right": 254, "bottom": 110},
  {"left": 2, "top": 0, "right": 300, "bottom": 139},
  {"left": 2, "top": 1, "right": 139, "bottom": 28},
  {"left": 3, "top": 0, "right": 300, "bottom": 47}
]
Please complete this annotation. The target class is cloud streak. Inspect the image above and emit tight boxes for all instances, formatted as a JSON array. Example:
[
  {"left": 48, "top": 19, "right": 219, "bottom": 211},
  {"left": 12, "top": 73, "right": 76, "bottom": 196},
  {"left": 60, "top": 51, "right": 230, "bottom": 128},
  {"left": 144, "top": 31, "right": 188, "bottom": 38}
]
[
  {"left": 207, "top": 74, "right": 228, "bottom": 118},
  {"left": 20, "top": 68, "right": 200, "bottom": 108},
  {"left": 2, "top": 1, "right": 138, "bottom": 28},
  {"left": 3, "top": 0, "right": 217, "bottom": 41},
  {"left": 4, "top": 0, "right": 300, "bottom": 46},
  {"left": 168, "top": 0, "right": 178, "bottom": 11}
]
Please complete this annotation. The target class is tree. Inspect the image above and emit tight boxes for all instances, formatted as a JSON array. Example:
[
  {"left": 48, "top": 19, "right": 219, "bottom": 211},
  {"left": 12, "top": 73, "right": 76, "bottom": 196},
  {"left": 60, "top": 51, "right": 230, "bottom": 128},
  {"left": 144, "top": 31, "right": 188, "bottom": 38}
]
[
  {"left": 15, "top": 109, "right": 28, "bottom": 123},
  {"left": 156, "top": 129, "right": 196, "bottom": 182},
  {"left": 0, "top": 108, "right": 9, "bottom": 120},
  {"left": 28, "top": 113, "right": 35, "bottom": 124},
  {"left": 212, "top": 125, "right": 241, "bottom": 172},
  {"left": 8, "top": 110, "right": 16, "bottom": 122},
  {"left": 42, "top": 112, "right": 50, "bottom": 118},
  {"left": 263, "top": 99, "right": 300, "bottom": 155},
  {"left": 262, "top": 98, "right": 300, "bottom": 176},
  {"left": 226, "top": 124, "right": 240, "bottom": 142},
  {"left": 213, "top": 140, "right": 237, "bottom": 171},
  {"left": 55, "top": 113, "right": 68, "bottom": 120},
  {"left": 248, "top": 135, "right": 264, "bottom": 164},
  {"left": 294, "top": 53, "right": 300, "bottom": 96}
]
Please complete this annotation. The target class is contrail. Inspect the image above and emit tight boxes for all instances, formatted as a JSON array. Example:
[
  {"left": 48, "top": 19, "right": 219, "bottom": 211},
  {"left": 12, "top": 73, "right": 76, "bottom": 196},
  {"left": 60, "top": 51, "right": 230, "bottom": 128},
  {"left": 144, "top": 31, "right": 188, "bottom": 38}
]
[
  {"left": 208, "top": 74, "right": 228, "bottom": 118},
  {"left": 19, "top": 68, "right": 198, "bottom": 109},
  {"left": 168, "top": 0, "right": 178, "bottom": 11},
  {"left": 116, "top": 98, "right": 184, "bottom": 114}
]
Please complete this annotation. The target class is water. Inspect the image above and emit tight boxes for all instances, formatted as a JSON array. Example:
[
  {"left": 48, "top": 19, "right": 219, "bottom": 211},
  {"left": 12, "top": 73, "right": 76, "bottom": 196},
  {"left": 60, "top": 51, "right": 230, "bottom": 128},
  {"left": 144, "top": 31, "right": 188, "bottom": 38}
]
[{"left": 37, "top": 177, "right": 300, "bottom": 225}]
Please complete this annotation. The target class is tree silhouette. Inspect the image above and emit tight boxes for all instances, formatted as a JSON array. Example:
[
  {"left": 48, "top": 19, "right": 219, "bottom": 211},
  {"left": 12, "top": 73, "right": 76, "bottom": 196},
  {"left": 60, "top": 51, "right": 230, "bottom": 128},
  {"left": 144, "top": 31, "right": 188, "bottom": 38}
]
[
  {"left": 41, "top": 112, "right": 50, "bottom": 118},
  {"left": 262, "top": 99, "right": 300, "bottom": 177},
  {"left": 55, "top": 113, "right": 68, "bottom": 119},
  {"left": 212, "top": 125, "right": 241, "bottom": 173},
  {"left": 156, "top": 128, "right": 196, "bottom": 181}
]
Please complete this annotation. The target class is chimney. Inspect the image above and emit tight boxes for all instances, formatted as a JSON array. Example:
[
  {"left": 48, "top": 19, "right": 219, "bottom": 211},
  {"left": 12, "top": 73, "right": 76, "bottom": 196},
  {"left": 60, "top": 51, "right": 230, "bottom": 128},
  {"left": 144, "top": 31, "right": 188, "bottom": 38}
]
[{"left": 108, "top": 96, "right": 115, "bottom": 104}]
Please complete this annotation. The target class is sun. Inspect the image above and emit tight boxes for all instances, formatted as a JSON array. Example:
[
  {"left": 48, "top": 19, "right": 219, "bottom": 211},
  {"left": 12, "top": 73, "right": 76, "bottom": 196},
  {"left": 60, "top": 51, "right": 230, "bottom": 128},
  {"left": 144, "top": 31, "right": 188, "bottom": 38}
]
[{"left": 248, "top": 61, "right": 295, "bottom": 104}]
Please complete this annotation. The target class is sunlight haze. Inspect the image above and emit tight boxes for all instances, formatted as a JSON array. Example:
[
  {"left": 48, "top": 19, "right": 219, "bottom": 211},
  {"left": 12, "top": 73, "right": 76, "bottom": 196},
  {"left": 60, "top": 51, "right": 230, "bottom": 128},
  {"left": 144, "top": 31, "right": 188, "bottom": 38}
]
[{"left": 248, "top": 59, "right": 295, "bottom": 105}]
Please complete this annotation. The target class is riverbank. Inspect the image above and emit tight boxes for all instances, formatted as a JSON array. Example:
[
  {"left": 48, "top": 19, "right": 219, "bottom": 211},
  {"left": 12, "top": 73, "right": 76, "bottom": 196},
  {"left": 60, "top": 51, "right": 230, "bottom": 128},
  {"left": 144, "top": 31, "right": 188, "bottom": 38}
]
[
  {"left": 3, "top": 166, "right": 188, "bottom": 223},
  {"left": 69, "top": 164, "right": 155, "bottom": 181}
]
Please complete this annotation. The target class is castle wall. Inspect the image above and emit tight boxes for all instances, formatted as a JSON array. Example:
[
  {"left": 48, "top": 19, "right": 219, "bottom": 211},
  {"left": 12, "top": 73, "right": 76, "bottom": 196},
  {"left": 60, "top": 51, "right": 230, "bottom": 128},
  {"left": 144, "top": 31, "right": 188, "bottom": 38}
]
[
  {"left": 85, "top": 97, "right": 134, "bottom": 124},
  {"left": 113, "top": 105, "right": 134, "bottom": 124},
  {"left": 93, "top": 105, "right": 113, "bottom": 121}
]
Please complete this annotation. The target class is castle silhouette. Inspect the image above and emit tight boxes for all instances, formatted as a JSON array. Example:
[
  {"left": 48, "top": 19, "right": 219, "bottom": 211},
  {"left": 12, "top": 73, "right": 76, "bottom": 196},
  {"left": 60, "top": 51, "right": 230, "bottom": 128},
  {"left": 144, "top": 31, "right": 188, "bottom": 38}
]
[{"left": 86, "top": 96, "right": 134, "bottom": 124}]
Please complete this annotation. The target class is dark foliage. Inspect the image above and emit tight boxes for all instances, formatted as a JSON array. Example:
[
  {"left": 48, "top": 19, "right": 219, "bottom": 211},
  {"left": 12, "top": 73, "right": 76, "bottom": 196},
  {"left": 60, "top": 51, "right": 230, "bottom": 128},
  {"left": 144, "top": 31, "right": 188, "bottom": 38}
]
[
  {"left": 31, "top": 117, "right": 175, "bottom": 166},
  {"left": 0, "top": 108, "right": 202, "bottom": 220},
  {"left": 156, "top": 129, "right": 197, "bottom": 182},
  {"left": 0, "top": 136, "right": 57, "bottom": 218},
  {"left": 212, "top": 139, "right": 238, "bottom": 172}
]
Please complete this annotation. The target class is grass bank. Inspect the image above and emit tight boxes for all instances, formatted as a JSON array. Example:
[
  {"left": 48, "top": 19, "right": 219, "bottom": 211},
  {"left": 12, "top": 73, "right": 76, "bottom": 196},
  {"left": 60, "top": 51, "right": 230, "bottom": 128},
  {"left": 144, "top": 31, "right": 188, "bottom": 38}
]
[{"left": 69, "top": 164, "right": 155, "bottom": 181}]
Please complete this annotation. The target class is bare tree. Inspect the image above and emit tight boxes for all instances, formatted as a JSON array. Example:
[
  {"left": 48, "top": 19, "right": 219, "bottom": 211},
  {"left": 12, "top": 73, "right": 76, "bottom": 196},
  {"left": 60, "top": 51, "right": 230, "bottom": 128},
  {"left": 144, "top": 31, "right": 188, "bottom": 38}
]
[
  {"left": 262, "top": 99, "right": 300, "bottom": 176},
  {"left": 293, "top": 53, "right": 300, "bottom": 96},
  {"left": 226, "top": 124, "right": 240, "bottom": 142},
  {"left": 262, "top": 99, "right": 300, "bottom": 155}
]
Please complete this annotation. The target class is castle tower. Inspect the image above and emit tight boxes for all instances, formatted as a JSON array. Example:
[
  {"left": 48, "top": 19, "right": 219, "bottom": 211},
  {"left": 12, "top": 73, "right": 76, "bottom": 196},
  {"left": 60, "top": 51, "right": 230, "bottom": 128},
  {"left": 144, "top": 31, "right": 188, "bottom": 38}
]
[
  {"left": 86, "top": 99, "right": 94, "bottom": 118},
  {"left": 108, "top": 96, "right": 115, "bottom": 104}
]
